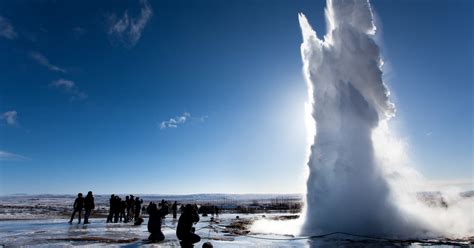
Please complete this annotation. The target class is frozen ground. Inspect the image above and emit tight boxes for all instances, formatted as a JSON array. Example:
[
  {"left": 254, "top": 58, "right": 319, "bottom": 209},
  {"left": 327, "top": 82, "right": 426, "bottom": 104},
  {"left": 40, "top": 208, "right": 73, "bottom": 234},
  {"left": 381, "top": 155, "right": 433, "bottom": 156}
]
[
  {"left": 0, "top": 214, "right": 307, "bottom": 247},
  {"left": 1, "top": 195, "right": 472, "bottom": 247},
  {"left": 1, "top": 214, "right": 472, "bottom": 247}
]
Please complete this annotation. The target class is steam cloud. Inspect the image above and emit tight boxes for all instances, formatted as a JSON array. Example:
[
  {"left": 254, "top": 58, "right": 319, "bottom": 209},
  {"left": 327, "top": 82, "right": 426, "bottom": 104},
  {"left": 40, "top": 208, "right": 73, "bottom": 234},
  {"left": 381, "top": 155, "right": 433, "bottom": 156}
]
[{"left": 299, "top": 0, "right": 472, "bottom": 238}]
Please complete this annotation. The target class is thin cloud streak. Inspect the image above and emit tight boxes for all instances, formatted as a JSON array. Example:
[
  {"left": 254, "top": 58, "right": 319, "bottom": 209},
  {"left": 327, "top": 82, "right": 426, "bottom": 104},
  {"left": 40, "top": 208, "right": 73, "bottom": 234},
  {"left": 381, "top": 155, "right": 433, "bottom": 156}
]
[
  {"left": 50, "top": 79, "right": 87, "bottom": 101},
  {"left": 0, "top": 16, "right": 17, "bottom": 39},
  {"left": 30, "top": 51, "right": 66, "bottom": 73},
  {"left": 107, "top": 0, "right": 152, "bottom": 48},
  {"left": 0, "top": 150, "right": 30, "bottom": 161}
]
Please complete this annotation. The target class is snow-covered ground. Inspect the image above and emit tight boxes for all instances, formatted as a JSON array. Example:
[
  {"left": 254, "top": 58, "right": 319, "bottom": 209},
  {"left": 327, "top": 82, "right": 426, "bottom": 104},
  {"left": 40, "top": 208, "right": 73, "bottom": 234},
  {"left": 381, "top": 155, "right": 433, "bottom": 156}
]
[
  {"left": 0, "top": 214, "right": 307, "bottom": 247},
  {"left": 1, "top": 195, "right": 472, "bottom": 247},
  {"left": 0, "top": 194, "right": 301, "bottom": 220},
  {"left": 1, "top": 214, "right": 472, "bottom": 247}
]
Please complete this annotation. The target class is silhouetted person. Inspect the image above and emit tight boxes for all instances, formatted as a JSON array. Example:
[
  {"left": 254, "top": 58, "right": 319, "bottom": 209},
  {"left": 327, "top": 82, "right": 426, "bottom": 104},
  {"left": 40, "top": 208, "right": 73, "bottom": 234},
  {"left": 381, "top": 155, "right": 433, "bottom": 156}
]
[
  {"left": 160, "top": 200, "right": 169, "bottom": 219},
  {"left": 147, "top": 202, "right": 168, "bottom": 242},
  {"left": 200, "top": 205, "right": 208, "bottom": 217},
  {"left": 177, "top": 204, "right": 200, "bottom": 246},
  {"left": 107, "top": 194, "right": 115, "bottom": 223},
  {"left": 135, "top": 197, "right": 143, "bottom": 220},
  {"left": 172, "top": 201, "right": 178, "bottom": 219},
  {"left": 83, "top": 191, "right": 95, "bottom": 224},
  {"left": 127, "top": 195, "right": 135, "bottom": 222},
  {"left": 114, "top": 196, "right": 121, "bottom": 223},
  {"left": 69, "top": 193, "right": 84, "bottom": 224},
  {"left": 120, "top": 199, "right": 127, "bottom": 222},
  {"left": 146, "top": 202, "right": 152, "bottom": 213},
  {"left": 202, "top": 242, "right": 213, "bottom": 248},
  {"left": 125, "top": 196, "right": 130, "bottom": 222},
  {"left": 160, "top": 200, "right": 169, "bottom": 218},
  {"left": 130, "top": 195, "right": 136, "bottom": 220}
]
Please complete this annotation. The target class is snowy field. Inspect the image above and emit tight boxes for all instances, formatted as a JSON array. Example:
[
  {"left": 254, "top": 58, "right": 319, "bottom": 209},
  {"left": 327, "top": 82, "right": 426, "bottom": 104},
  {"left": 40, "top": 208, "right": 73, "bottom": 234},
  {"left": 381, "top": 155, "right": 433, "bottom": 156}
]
[
  {"left": 0, "top": 194, "right": 301, "bottom": 220},
  {"left": 1, "top": 214, "right": 473, "bottom": 247},
  {"left": 1, "top": 195, "right": 473, "bottom": 247},
  {"left": 0, "top": 214, "right": 305, "bottom": 247}
]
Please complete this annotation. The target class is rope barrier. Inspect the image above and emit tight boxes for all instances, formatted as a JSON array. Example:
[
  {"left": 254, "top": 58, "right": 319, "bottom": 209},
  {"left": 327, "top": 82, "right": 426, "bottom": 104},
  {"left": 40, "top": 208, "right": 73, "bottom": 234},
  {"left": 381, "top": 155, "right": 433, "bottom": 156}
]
[
  {"left": 159, "top": 222, "right": 468, "bottom": 246},
  {"left": 231, "top": 231, "right": 469, "bottom": 246},
  {"left": 198, "top": 224, "right": 469, "bottom": 246}
]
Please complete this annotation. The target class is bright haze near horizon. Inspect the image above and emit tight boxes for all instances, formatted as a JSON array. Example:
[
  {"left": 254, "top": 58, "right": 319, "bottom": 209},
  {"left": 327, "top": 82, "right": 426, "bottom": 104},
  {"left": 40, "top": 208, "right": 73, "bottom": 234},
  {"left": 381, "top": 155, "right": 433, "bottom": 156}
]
[{"left": 0, "top": 0, "right": 472, "bottom": 195}]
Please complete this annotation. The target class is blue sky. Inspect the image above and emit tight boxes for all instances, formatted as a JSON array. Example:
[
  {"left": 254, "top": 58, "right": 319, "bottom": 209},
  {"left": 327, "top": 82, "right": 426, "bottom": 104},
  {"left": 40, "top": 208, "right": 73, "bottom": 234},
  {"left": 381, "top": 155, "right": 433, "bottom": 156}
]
[{"left": 0, "top": 0, "right": 472, "bottom": 195}]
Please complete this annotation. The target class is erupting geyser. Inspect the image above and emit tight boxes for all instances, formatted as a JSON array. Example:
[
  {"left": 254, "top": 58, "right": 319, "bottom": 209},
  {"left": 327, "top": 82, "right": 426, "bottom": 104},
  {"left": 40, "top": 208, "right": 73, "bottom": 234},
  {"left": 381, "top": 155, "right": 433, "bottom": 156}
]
[
  {"left": 299, "top": 0, "right": 426, "bottom": 237},
  {"left": 250, "top": 0, "right": 473, "bottom": 239}
]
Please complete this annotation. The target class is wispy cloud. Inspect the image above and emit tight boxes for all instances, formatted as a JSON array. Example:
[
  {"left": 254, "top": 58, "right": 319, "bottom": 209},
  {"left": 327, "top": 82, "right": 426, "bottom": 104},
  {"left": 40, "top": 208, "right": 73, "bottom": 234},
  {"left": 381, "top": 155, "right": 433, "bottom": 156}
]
[
  {"left": 30, "top": 51, "right": 66, "bottom": 73},
  {"left": 0, "top": 150, "right": 30, "bottom": 161},
  {"left": 160, "top": 112, "right": 190, "bottom": 129},
  {"left": 160, "top": 112, "right": 207, "bottom": 130},
  {"left": 107, "top": 0, "right": 152, "bottom": 48},
  {"left": 51, "top": 78, "right": 74, "bottom": 90},
  {"left": 50, "top": 79, "right": 87, "bottom": 101},
  {"left": 72, "top": 27, "right": 86, "bottom": 39},
  {"left": 2, "top": 110, "right": 18, "bottom": 126},
  {"left": 0, "top": 16, "right": 17, "bottom": 40}
]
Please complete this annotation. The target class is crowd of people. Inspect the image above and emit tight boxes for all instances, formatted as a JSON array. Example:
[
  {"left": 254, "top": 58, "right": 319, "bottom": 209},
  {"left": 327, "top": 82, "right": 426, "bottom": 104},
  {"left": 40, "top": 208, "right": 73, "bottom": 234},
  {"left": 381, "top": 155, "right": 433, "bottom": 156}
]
[
  {"left": 106, "top": 194, "right": 144, "bottom": 224},
  {"left": 68, "top": 192, "right": 215, "bottom": 246}
]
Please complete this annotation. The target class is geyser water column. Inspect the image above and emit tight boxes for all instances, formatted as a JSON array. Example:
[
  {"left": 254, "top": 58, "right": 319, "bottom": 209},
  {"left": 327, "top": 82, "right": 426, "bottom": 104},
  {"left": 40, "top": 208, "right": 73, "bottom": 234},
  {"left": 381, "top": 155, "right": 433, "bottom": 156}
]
[{"left": 299, "top": 0, "right": 423, "bottom": 237}]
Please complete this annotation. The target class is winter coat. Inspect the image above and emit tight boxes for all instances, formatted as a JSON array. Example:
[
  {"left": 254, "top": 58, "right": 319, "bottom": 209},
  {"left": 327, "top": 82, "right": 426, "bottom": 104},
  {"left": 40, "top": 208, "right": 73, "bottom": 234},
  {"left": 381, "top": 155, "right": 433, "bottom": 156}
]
[
  {"left": 84, "top": 195, "right": 95, "bottom": 210},
  {"left": 73, "top": 197, "right": 84, "bottom": 210},
  {"left": 177, "top": 209, "right": 200, "bottom": 239}
]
